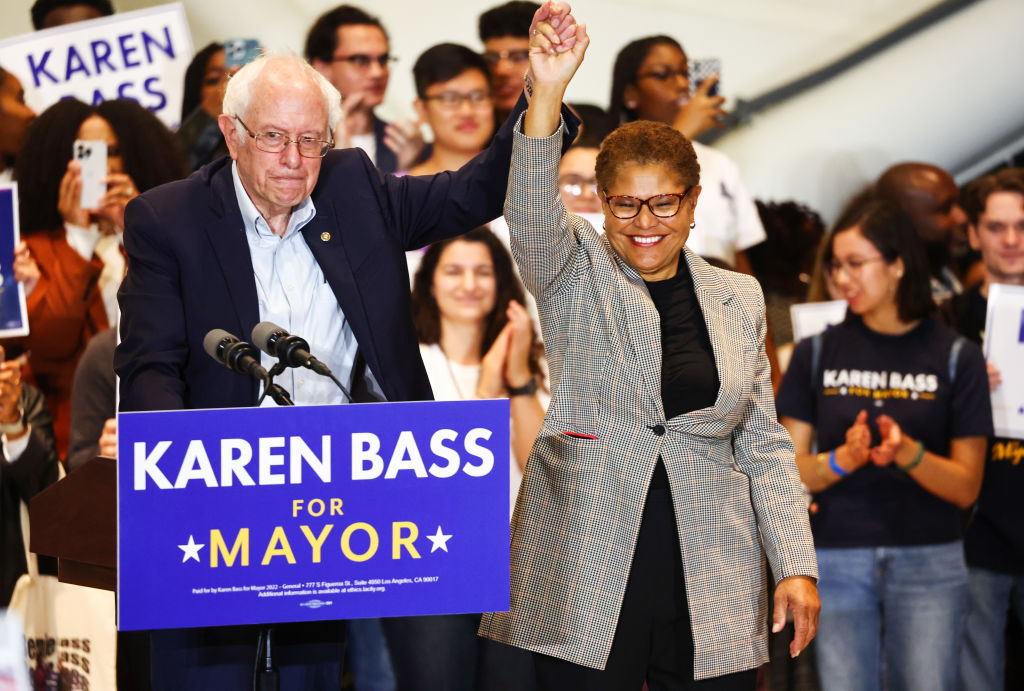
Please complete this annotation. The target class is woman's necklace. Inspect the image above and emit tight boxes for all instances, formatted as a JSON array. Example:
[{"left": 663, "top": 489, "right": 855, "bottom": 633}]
[{"left": 441, "top": 348, "right": 468, "bottom": 400}]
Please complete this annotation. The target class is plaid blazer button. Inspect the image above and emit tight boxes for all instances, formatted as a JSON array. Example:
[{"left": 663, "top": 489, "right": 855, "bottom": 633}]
[{"left": 651, "top": 424, "right": 666, "bottom": 436}]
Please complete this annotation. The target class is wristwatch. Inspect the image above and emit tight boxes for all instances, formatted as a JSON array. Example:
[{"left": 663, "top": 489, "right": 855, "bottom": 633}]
[
  {"left": 0, "top": 407, "right": 26, "bottom": 437},
  {"left": 506, "top": 377, "right": 538, "bottom": 397}
]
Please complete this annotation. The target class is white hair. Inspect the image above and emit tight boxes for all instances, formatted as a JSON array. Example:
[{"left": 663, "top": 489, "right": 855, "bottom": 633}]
[{"left": 221, "top": 48, "right": 342, "bottom": 145}]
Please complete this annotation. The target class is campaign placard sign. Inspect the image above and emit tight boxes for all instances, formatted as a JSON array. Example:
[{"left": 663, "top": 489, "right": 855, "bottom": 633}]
[
  {"left": 0, "top": 3, "right": 193, "bottom": 130},
  {"left": 117, "top": 400, "right": 511, "bottom": 630},
  {"left": 790, "top": 299, "right": 847, "bottom": 342},
  {"left": 985, "top": 283, "right": 1024, "bottom": 440},
  {"left": 0, "top": 184, "right": 28, "bottom": 338}
]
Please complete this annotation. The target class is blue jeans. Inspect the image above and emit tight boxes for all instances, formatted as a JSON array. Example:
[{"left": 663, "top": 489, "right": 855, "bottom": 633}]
[
  {"left": 815, "top": 542, "right": 968, "bottom": 691},
  {"left": 959, "top": 566, "right": 1024, "bottom": 690}
]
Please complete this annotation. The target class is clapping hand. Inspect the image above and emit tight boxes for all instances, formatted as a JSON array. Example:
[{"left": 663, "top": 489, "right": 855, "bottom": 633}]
[
  {"left": 477, "top": 300, "right": 537, "bottom": 399},
  {"left": 384, "top": 117, "right": 426, "bottom": 172},
  {"left": 870, "top": 414, "right": 903, "bottom": 466},
  {"left": 0, "top": 346, "right": 25, "bottom": 439}
]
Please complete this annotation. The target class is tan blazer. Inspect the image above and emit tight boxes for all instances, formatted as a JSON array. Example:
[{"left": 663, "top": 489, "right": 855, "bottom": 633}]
[{"left": 479, "top": 125, "right": 817, "bottom": 680}]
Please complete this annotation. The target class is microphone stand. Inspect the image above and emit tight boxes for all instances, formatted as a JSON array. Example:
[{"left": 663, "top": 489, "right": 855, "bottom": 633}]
[
  {"left": 260, "top": 362, "right": 294, "bottom": 406},
  {"left": 255, "top": 365, "right": 288, "bottom": 691}
]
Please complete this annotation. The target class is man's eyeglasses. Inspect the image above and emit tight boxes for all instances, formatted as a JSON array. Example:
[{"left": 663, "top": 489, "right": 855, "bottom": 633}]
[
  {"left": 483, "top": 49, "right": 530, "bottom": 66},
  {"left": 332, "top": 53, "right": 396, "bottom": 69},
  {"left": 637, "top": 68, "right": 689, "bottom": 83},
  {"left": 824, "top": 256, "right": 886, "bottom": 277},
  {"left": 423, "top": 89, "right": 492, "bottom": 110},
  {"left": 604, "top": 191, "right": 689, "bottom": 219},
  {"left": 559, "top": 175, "right": 598, "bottom": 198},
  {"left": 235, "top": 117, "right": 333, "bottom": 158}
]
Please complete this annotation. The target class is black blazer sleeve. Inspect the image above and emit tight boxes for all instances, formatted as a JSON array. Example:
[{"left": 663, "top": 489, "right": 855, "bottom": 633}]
[{"left": 370, "top": 94, "right": 579, "bottom": 253}]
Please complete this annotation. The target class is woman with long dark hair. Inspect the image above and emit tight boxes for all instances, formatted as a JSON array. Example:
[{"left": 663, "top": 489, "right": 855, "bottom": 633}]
[
  {"left": 607, "top": 36, "right": 764, "bottom": 271},
  {"left": 382, "top": 226, "right": 544, "bottom": 690},
  {"left": 777, "top": 199, "right": 991, "bottom": 689},
  {"left": 9, "top": 98, "right": 185, "bottom": 455},
  {"left": 178, "top": 42, "right": 227, "bottom": 170}
]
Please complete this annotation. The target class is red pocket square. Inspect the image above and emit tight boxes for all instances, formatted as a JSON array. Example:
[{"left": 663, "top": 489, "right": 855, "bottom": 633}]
[{"left": 561, "top": 431, "right": 598, "bottom": 440}]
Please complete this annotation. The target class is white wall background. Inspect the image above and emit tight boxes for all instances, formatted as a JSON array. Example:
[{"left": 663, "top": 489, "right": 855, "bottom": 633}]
[{"left": 2, "top": 0, "right": 1021, "bottom": 222}]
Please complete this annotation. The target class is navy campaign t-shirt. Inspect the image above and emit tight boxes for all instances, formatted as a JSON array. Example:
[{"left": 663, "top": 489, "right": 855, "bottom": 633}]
[
  {"left": 952, "top": 285, "right": 1024, "bottom": 573},
  {"left": 777, "top": 315, "right": 992, "bottom": 548}
]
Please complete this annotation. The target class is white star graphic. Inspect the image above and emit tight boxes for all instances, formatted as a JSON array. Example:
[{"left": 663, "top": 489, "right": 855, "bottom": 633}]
[
  {"left": 427, "top": 526, "right": 452, "bottom": 553},
  {"left": 178, "top": 535, "right": 205, "bottom": 563}
]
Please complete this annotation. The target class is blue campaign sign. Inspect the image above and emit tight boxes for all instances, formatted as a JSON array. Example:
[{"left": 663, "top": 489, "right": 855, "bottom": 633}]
[
  {"left": 117, "top": 399, "right": 510, "bottom": 630},
  {"left": 0, "top": 184, "right": 28, "bottom": 337}
]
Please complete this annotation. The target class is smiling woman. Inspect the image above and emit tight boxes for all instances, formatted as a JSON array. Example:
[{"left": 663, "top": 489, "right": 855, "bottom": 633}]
[
  {"left": 479, "top": 18, "right": 819, "bottom": 689},
  {"left": 777, "top": 198, "right": 992, "bottom": 689}
]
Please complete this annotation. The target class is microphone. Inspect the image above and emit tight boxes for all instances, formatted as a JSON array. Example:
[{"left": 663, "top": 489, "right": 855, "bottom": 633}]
[
  {"left": 203, "top": 329, "right": 270, "bottom": 380},
  {"left": 204, "top": 329, "right": 294, "bottom": 406},
  {"left": 251, "top": 322, "right": 332, "bottom": 376},
  {"left": 251, "top": 322, "right": 351, "bottom": 402}
]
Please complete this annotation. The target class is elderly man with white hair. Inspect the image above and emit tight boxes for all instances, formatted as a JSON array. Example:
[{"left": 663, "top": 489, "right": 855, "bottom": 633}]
[{"left": 114, "top": 6, "right": 582, "bottom": 686}]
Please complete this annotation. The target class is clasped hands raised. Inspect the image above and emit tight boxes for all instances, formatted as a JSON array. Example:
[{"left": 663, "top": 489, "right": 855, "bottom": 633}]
[{"left": 841, "top": 409, "right": 911, "bottom": 469}]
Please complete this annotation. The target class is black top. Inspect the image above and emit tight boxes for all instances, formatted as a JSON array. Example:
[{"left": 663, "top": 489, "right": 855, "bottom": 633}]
[
  {"left": 777, "top": 315, "right": 992, "bottom": 547},
  {"left": 952, "top": 285, "right": 1024, "bottom": 573},
  {"left": 644, "top": 257, "right": 720, "bottom": 489}
]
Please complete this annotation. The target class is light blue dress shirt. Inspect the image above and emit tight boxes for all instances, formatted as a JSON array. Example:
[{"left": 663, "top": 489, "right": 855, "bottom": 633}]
[{"left": 230, "top": 162, "right": 382, "bottom": 405}]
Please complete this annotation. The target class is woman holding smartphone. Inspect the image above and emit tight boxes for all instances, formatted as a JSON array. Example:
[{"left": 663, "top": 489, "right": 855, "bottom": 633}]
[{"left": 9, "top": 98, "right": 185, "bottom": 455}]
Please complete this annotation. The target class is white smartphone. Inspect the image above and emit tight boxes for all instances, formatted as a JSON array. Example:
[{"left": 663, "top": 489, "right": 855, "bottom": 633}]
[{"left": 73, "top": 139, "right": 107, "bottom": 210}]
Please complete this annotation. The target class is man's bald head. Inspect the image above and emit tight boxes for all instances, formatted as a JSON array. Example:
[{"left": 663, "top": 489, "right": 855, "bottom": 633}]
[{"left": 876, "top": 162, "right": 966, "bottom": 249}]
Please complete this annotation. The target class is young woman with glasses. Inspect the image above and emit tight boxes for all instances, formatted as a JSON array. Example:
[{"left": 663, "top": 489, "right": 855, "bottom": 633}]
[
  {"left": 606, "top": 35, "right": 764, "bottom": 270},
  {"left": 777, "top": 198, "right": 992, "bottom": 690}
]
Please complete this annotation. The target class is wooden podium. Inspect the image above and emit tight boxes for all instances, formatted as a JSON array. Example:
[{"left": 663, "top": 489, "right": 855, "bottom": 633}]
[{"left": 29, "top": 456, "right": 116, "bottom": 592}]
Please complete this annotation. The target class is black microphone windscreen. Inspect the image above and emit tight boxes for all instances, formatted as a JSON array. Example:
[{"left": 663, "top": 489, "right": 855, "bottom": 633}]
[
  {"left": 203, "top": 329, "right": 235, "bottom": 361},
  {"left": 251, "top": 321, "right": 285, "bottom": 355}
]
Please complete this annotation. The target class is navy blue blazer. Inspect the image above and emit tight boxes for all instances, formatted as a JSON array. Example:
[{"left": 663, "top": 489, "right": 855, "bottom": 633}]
[
  {"left": 115, "top": 96, "right": 577, "bottom": 412},
  {"left": 372, "top": 114, "right": 398, "bottom": 173}
]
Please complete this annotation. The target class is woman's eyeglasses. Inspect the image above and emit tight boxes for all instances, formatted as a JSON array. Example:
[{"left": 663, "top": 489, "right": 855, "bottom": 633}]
[{"left": 603, "top": 191, "right": 689, "bottom": 219}]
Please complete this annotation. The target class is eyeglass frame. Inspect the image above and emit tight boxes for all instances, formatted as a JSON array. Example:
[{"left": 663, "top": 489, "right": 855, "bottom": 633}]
[
  {"left": 234, "top": 117, "right": 334, "bottom": 159},
  {"left": 422, "top": 89, "right": 493, "bottom": 109},
  {"left": 482, "top": 49, "right": 530, "bottom": 65},
  {"left": 824, "top": 255, "right": 888, "bottom": 278},
  {"left": 559, "top": 175, "right": 598, "bottom": 198},
  {"left": 330, "top": 53, "right": 397, "bottom": 69},
  {"left": 602, "top": 190, "right": 691, "bottom": 219},
  {"left": 636, "top": 67, "right": 689, "bottom": 83}
]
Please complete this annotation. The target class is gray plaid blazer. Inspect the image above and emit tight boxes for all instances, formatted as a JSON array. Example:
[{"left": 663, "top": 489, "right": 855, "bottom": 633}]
[{"left": 478, "top": 123, "right": 818, "bottom": 680}]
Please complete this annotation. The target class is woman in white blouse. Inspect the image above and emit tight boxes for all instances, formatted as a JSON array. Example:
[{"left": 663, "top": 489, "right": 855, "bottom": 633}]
[{"left": 411, "top": 225, "right": 547, "bottom": 513}]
